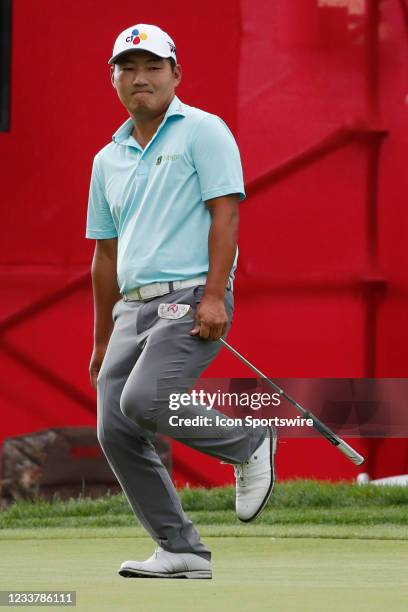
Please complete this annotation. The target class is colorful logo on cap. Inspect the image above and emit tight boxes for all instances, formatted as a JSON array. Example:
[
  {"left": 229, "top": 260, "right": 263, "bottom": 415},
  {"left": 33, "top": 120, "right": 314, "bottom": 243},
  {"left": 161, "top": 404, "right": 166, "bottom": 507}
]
[{"left": 125, "top": 29, "right": 148, "bottom": 45}]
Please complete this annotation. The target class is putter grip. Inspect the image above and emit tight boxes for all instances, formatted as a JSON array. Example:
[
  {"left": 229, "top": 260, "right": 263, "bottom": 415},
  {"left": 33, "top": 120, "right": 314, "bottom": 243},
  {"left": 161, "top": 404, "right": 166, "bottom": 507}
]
[
  {"left": 336, "top": 440, "right": 365, "bottom": 466},
  {"left": 306, "top": 412, "right": 365, "bottom": 466}
]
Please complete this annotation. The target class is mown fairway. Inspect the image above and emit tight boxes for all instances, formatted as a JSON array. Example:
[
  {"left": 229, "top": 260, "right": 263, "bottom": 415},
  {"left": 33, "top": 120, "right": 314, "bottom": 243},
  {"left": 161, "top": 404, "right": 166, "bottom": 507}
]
[
  {"left": 0, "top": 482, "right": 407, "bottom": 611},
  {"left": 0, "top": 533, "right": 407, "bottom": 612}
]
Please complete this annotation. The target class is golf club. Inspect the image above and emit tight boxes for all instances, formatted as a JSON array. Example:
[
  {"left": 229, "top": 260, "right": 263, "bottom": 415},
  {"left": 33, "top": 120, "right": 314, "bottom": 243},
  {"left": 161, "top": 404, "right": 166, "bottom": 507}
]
[
  {"left": 158, "top": 302, "right": 365, "bottom": 466},
  {"left": 217, "top": 336, "right": 365, "bottom": 466}
]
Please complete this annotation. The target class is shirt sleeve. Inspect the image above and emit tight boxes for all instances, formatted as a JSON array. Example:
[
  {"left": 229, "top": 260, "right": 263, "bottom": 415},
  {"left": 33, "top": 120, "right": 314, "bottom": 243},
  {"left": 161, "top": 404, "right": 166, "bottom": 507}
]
[
  {"left": 85, "top": 157, "right": 118, "bottom": 239},
  {"left": 191, "top": 114, "right": 246, "bottom": 203}
]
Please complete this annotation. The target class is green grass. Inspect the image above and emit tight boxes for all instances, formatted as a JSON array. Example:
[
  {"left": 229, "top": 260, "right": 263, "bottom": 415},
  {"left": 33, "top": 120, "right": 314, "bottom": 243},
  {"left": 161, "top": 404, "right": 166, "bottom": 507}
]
[
  {"left": 0, "top": 524, "right": 406, "bottom": 541},
  {"left": 1, "top": 482, "right": 407, "bottom": 611},
  {"left": 1, "top": 535, "right": 407, "bottom": 612},
  {"left": 1, "top": 480, "right": 407, "bottom": 530}
]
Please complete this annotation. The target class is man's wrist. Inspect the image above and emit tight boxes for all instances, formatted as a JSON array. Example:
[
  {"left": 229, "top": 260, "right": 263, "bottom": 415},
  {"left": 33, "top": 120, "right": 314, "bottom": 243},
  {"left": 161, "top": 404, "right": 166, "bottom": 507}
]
[{"left": 202, "top": 284, "right": 227, "bottom": 301}]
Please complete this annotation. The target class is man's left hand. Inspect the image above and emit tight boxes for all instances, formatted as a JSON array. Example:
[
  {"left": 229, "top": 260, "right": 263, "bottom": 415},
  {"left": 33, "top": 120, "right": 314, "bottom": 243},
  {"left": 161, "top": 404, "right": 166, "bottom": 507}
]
[{"left": 189, "top": 295, "right": 228, "bottom": 341}]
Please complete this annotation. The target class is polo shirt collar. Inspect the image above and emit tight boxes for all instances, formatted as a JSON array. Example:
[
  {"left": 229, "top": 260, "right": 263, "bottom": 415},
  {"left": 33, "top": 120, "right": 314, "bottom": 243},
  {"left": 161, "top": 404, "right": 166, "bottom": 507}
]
[{"left": 112, "top": 95, "right": 186, "bottom": 145}]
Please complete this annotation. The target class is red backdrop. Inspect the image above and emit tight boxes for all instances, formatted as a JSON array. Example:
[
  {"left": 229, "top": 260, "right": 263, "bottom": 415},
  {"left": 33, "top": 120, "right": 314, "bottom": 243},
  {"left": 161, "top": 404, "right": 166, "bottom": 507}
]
[{"left": 1, "top": 0, "right": 407, "bottom": 486}]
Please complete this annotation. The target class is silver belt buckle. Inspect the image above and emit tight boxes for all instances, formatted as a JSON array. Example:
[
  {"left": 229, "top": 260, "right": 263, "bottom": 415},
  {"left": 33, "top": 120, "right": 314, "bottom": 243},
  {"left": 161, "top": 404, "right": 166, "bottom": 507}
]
[{"left": 141, "top": 282, "right": 170, "bottom": 301}]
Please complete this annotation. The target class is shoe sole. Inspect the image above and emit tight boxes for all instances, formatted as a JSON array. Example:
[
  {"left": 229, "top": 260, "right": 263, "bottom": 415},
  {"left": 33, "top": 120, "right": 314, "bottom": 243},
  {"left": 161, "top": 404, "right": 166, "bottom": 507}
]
[
  {"left": 237, "top": 425, "right": 278, "bottom": 523},
  {"left": 118, "top": 568, "right": 212, "bottom": 579}
]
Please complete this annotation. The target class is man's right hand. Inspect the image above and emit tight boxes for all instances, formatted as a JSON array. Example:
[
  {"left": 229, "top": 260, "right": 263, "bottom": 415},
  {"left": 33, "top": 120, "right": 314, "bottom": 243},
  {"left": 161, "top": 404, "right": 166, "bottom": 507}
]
[{"left": 89, "top": 345, "right": 108, "bottom": 390}]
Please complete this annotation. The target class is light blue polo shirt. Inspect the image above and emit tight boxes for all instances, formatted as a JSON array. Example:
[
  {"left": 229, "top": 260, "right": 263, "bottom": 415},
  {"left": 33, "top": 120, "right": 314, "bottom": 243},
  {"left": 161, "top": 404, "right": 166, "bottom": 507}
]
[{"left": 85, "top": 95, "right": 245, "bottom": 293}]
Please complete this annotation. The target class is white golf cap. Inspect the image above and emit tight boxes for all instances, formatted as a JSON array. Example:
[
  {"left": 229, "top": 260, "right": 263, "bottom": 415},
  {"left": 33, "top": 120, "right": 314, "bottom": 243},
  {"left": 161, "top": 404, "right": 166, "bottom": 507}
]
[{"left": 108, "top": 24, "right": 177, "bottom": 65}]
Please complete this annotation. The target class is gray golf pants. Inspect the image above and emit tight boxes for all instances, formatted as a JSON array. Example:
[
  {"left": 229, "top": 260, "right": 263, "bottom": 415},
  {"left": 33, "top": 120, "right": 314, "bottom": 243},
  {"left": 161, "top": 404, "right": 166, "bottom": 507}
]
[{"left": 96, "top": 283, "right": 266, "bottom": 560}]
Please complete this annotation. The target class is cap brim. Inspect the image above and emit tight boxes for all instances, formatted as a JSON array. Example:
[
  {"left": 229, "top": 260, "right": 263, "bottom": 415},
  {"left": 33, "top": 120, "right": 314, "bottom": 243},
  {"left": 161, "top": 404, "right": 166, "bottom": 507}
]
[{"left": 108, "top": 48, "right": 173, "bottom": 65}]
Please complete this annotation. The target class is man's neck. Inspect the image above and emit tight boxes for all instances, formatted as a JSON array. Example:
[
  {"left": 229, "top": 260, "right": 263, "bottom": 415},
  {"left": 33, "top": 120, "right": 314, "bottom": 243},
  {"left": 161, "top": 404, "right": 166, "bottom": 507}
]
[
  {"left": 130, "top": 96, "right": 174, "bottom": 149},
  {"left": 131, "top": 113, "right": 164, "bottom": 149}
]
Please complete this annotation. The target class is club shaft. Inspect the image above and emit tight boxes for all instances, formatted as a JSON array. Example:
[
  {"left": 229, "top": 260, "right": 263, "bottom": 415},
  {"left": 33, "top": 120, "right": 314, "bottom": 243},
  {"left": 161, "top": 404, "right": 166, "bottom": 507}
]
[{"left": 219, "top": 338, "right": 365, "bottom": 466}]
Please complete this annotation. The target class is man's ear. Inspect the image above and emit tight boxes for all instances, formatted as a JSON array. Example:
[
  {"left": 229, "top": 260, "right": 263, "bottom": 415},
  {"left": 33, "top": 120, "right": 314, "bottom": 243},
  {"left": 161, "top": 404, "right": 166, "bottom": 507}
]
[
  {"left": 110, "top": 66, "right": 116, "bottom": 89},
  {"left": 174, "top": 64, "right": 182, "bottom": 88}
]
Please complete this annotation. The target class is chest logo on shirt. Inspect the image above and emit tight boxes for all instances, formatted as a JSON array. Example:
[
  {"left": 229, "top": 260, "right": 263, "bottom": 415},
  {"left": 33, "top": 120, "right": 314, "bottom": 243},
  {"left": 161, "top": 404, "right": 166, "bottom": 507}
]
[{"left": 156, "top": 153, "right": 181, "bottom": 166}]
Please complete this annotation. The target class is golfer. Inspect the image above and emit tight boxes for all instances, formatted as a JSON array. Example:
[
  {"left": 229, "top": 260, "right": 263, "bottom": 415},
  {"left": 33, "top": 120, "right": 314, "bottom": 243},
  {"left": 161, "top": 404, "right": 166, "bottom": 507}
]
[{"left": 86, "top": 23, "right": 277, "bottom": 579}]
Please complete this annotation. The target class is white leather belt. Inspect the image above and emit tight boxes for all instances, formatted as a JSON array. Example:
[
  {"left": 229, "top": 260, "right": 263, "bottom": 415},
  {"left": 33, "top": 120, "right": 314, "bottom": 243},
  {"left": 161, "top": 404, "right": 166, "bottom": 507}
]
[{"left": 123, "top": 275, "right": 232, "bottom": 302}]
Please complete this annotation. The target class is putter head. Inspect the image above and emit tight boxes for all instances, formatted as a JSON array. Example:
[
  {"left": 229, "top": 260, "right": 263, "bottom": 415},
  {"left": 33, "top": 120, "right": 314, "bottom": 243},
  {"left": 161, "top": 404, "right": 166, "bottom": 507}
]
[{"left": 158, "top": 303, "right": 193, "bottom": 320}]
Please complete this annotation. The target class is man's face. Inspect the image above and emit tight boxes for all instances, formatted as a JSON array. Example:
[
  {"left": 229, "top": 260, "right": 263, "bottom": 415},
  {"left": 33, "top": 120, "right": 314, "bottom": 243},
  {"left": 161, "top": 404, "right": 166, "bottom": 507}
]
[{"left": 111, "top": 50, "right": 182, "bottom": 118}]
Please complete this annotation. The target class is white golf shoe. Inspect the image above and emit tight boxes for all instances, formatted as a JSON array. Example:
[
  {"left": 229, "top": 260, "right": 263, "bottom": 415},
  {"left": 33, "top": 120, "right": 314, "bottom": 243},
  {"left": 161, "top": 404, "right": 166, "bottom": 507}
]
[
  {"left": 118, "top": 546, "right": 212, "bottom": 579},
  {"left": 235, "top": 426, "right": 277, "bottom": 522}
]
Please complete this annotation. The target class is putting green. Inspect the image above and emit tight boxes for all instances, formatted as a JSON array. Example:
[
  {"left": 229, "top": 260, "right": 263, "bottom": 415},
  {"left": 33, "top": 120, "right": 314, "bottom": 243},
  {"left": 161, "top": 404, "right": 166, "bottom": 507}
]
[{"left": 0, "top": 532, "right": 407, "bottom": 612}]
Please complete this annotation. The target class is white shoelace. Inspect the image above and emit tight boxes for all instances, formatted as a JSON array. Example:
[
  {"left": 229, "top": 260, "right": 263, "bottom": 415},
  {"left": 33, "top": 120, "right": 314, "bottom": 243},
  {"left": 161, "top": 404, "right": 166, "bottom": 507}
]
[
  {"left": 234, "top": 462, "right": 249, "bottom": 487},
  {"left": 221, "top": 454, "right": 261, "bottom": 488}
]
